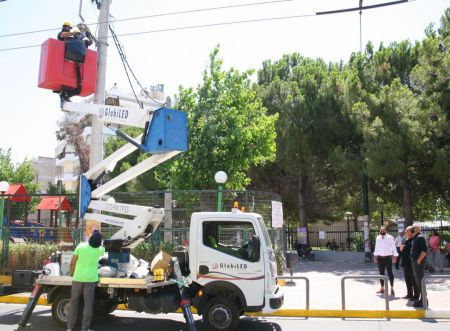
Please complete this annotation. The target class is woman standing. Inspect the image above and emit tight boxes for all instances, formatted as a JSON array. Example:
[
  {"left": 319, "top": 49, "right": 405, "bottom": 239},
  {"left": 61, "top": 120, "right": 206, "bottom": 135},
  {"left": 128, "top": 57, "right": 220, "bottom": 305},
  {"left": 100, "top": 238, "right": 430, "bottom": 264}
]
[{"left": 429, "top": 230, "right": 444, "bottom": 272}]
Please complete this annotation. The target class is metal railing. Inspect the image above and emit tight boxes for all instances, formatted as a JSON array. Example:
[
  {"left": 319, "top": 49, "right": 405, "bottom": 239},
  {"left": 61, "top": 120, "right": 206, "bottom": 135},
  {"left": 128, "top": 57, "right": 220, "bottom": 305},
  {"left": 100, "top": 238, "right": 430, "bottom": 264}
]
[
  {"left": 278, "top": 276, "right": 310, "bottom": 310},
  {"left": 341, "top": 275, "right": 389, "bottom": 311},
  {"left": 421, "top": 275, "right": 450, "bottom": 309}
]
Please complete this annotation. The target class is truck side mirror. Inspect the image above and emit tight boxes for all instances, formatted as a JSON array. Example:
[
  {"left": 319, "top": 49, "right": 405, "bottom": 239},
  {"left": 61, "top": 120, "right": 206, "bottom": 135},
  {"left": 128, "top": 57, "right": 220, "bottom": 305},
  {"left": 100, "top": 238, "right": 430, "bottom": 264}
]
[{"left": 250, "top": 235, "right": 260, "bottom": 262}]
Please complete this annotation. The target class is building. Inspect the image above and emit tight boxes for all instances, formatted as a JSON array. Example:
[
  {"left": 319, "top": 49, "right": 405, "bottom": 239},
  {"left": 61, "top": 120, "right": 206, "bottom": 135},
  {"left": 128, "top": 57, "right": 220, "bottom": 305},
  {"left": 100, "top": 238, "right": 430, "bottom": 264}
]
[{"left": 32, "top": 156, "right": 62, "bottom": 193}]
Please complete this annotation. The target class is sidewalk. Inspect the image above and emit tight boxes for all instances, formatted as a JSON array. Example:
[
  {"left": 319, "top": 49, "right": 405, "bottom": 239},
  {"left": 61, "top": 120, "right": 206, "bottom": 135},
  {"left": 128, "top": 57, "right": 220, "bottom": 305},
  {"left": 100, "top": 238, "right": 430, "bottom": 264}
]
[
  {"left": 1, "top": 259, "right": 449, "bottom": 318},
  {"left": 280, "top": 259, "right": 450, "bottom": 312}
]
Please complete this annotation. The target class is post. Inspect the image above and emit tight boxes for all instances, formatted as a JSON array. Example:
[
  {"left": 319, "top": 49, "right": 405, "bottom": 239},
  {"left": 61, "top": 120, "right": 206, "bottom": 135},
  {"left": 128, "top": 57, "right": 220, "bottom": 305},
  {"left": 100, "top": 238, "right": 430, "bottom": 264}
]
[
  {"left": 0, "top": 181, "right": 10, "bottom": 273},
  {"left": 217, "top": 184, "right": 223, "bottom": 212},
  {"left": 89, "top": 0, "right": 110, "bottom": 168},
  {"left": 58, "top": 179, "right": 63, "bottom": 243},
  {"left": 214, "top": 171, "right": 227, "bottom": 212},
  {"left": 362, "top": 176, "right": 371, "bottom": 262},
  {"left": 0, "top": 193, "right": 5, "bottom": 241}
]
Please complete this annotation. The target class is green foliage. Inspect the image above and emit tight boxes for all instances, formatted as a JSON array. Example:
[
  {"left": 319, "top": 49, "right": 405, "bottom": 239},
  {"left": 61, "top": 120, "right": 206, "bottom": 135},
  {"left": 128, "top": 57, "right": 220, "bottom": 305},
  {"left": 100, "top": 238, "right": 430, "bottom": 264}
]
[
  {"left": 0, "top": 148, "right": 39, "bottom": 221},
  {"left": 0, "top": 242, "right": 57, "bottom": 274},
  {"left": 131, "top": 240, "right": 175, "bottom": 262},
  {"left": 165, "top": 46, "right": 278, "bottom": 190},
  {"left": 274, "top": 245, "right": 285, "bottom": 275}
]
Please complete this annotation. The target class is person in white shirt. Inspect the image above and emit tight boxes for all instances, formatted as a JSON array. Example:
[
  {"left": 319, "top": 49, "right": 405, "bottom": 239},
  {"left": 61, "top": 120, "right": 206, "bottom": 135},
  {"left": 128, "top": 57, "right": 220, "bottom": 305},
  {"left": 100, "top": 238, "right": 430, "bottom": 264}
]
[
  {"left": 374, "top": 226, "right": 398, "bottom": 295},
  {"left": 394, "top": 231, "right": 404, "bottom": 269}
]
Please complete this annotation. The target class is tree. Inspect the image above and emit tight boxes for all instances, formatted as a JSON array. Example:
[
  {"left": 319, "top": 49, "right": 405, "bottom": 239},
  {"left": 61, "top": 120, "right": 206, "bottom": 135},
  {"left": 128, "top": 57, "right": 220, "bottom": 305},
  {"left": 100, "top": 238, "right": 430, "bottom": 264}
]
[
  {"left": 0, "top": 148, "right": 39, "bottom": 222},
  {"left": 56, "top": 113, "right": 90, "bottom": 173},
  {"left": 162, "top": 47, "right": 278, "bottom": 190},
  {"left": 256, "top": 54, "right": 353, "bottom": 226}
]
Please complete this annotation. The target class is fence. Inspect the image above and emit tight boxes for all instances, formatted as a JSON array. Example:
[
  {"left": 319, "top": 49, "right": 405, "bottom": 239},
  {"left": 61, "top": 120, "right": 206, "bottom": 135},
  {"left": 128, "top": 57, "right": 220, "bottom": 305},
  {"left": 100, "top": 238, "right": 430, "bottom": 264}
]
[
  {"left": 1, "top": 189, "right": 282, "bottom": 273},
  {"left": 287, "top": 223, "right": 450, "bottom": 252}
]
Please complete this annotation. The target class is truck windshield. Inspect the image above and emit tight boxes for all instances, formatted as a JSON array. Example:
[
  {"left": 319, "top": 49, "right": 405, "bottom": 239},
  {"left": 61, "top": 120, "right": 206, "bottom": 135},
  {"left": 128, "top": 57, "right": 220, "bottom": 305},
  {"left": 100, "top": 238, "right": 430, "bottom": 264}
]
[{"left": 257, "top": 217, "right": 273, "bottom": 249}]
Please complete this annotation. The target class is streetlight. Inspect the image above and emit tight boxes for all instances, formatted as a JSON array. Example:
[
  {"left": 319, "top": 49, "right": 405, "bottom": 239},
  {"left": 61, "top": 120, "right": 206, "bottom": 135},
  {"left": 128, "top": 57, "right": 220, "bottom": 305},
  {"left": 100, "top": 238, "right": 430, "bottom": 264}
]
[
  {"left": 345, "top": 211, "right": 353, "bottom": 250},
  {"left": 214, "top": 171, "right": 227, "bottom": 212},
  {"left": 0, "top": 180, "right": 10, "bottom": 272}
]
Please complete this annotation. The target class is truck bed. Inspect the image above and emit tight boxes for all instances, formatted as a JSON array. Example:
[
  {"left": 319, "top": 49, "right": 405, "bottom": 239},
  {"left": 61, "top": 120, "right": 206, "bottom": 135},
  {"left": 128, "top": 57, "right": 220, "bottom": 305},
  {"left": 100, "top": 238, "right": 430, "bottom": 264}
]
[{"left": 37, "top": 275, "right": 177, "bottom": 290}]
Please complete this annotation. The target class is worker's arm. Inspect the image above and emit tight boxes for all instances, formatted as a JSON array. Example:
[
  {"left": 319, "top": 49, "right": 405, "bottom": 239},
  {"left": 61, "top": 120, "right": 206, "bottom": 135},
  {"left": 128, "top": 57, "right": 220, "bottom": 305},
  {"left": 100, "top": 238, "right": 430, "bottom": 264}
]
[
  {"left": 59, "top": 31, "right": 77, "bottom": 39},
  {"left": 69, "top": 255, "right": 78, "bottom": 276}
]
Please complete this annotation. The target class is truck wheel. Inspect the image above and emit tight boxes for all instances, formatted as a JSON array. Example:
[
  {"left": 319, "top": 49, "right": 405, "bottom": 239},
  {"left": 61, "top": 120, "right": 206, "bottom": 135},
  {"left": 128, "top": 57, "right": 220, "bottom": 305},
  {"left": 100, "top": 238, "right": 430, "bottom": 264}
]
[
  {"left": 203, "top": 297, "right": 239, "bottom": 331},
  {"left": 51, "top": 292, "right": 71, "bottom": 327}
]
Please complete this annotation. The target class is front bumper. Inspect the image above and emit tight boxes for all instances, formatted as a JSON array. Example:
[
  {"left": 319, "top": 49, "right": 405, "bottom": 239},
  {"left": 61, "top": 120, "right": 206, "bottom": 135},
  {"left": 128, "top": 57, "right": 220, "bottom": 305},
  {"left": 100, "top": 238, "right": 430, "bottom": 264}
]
[{"left": 262, "top": 285, "right": 284, "bottom": 313}]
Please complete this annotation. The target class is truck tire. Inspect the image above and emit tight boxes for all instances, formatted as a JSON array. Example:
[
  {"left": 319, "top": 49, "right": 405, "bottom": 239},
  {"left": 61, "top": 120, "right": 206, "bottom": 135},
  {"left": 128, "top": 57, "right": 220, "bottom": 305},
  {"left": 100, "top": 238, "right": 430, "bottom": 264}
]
[
  {"left": 203, "top": 297, "right": 240, "bottom": 331},
  {"left": 51, "top": 292, "right": 72, "bottom": 327}
]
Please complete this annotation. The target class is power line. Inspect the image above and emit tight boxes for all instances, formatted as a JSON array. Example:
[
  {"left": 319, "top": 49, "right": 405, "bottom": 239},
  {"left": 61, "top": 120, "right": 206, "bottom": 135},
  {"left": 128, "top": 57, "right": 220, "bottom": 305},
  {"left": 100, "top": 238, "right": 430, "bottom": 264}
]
[
  {"left": 0, "top": 0, "right": 295, "bottom": 38},
  {"left": 0, "top": 0, "right": 416, "bottom": 53}
]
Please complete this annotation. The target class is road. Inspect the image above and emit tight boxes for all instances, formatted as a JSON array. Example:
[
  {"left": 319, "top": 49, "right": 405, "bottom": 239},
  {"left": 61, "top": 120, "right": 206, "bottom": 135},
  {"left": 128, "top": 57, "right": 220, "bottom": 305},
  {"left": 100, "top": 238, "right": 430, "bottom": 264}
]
[{"left": 0, "top": 304, "right": 449, "bottom": 331}]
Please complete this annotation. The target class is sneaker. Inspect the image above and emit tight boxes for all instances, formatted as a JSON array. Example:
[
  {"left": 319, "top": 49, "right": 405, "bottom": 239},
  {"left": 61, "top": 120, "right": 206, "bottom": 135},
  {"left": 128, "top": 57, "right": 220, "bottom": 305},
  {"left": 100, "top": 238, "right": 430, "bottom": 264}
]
[
  {"left": 413, "top": 301, "right": 423, "bottom": 308},
  {"left": 376, "top": 288, "right": 385, "bottom": 293},
  {"left": 390, "top": 288, "right": 395, "bottom": 296}
]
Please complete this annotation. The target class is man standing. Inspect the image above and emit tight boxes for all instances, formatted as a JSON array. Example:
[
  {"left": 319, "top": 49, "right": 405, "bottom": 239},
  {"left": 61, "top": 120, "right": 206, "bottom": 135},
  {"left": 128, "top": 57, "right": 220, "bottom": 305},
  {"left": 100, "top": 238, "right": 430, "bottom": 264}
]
[
  {"left": 67, "top": 230, "right": 105, "bottom": 331},
  {"left": 394, "top": 231, "right": 404, "bottom": 269},
  {"left": 410, "top": 224, "right": 428, "bottom": 307},
  {"left": 374, "top": 226, "right": 398, "bottom": 295},
  {"left": 400, "top": 226, "right": 417, "bottom": 300}
]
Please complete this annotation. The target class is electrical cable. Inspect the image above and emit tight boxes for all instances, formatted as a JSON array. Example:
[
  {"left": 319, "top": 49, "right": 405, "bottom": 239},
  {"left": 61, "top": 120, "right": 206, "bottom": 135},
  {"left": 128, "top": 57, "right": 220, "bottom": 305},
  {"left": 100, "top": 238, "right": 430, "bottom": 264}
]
[
  {"left": 109, "top": 17, "right": 165, "bottom": 106},
  {"left": 109, "top": 24, "right": 142, "bottom": 108},
  {"left": 0, "top": 0, "right": 415, "bottom": 53},
  {"left": 0, "top": 0, "right": 295, "bottom": 38}
]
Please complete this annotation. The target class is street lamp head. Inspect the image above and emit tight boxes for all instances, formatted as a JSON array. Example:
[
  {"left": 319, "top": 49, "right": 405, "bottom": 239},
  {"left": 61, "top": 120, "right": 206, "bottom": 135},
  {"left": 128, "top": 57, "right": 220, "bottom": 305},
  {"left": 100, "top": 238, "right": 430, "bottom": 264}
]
[
  {"left": 345, "top": 211, "right": 353, "bottom": 216},
  {"left": 0, "top": 181, "right": 9, "bottom": 193},
  {"left": 214, "top": 171, "right": 227, "bottom": 184}
]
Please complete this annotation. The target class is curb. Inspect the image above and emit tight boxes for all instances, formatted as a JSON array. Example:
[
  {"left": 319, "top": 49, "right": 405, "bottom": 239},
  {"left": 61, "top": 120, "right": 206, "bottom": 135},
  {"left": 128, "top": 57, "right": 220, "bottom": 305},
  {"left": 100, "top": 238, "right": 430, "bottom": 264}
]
[{"left": 0, "top": 295, "right": 440, "bottom": 319}]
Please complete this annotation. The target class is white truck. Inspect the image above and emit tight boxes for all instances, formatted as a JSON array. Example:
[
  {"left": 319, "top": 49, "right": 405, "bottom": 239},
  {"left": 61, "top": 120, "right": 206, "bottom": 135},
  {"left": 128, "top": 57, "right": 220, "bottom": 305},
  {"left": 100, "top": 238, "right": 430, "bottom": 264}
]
[
  {"left": 32, "top": 209, "right": 283, "bottom": 331},
  {"left": 15, "top": 91, "right": 283, "bottom": 331}
]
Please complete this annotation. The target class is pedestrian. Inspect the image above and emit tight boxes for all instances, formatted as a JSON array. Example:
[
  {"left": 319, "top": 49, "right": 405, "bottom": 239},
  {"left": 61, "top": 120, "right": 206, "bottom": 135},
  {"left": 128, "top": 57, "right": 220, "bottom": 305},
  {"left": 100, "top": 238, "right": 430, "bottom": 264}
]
[
  {"left": 445, "top": 241, "right": 450, "bottom": 267},
  {"left": 67, "top": 230, "right": 105, "bottom": 331},
  {"left": 428, "top": 229, "right": 444, "bottom": 272},
  {"left": 410, "top": 224, "right": 428, "bottom": 307},
  {"left": 374, "top": 226, "right": 398, "bottom": 296},
  {"left": 394, "top": 230, "right": 404, "bottom": 269},
  {"left": 400, "top": 226, "right": 417, "bottom": 300}
]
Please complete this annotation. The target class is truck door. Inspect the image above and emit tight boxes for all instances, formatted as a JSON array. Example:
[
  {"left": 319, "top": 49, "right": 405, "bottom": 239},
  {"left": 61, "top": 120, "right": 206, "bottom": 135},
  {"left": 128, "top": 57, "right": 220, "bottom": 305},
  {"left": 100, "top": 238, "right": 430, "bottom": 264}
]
[{"left": 197, "top": 220, "right": 264, "bottom": 307}]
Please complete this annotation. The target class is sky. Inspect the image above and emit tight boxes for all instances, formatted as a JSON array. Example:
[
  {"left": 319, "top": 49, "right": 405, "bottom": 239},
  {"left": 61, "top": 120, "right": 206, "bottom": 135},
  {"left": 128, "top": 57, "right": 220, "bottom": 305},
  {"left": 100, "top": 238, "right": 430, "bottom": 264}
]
[{"left": 0, "top": 0, "right": 448, "bottom": 164}]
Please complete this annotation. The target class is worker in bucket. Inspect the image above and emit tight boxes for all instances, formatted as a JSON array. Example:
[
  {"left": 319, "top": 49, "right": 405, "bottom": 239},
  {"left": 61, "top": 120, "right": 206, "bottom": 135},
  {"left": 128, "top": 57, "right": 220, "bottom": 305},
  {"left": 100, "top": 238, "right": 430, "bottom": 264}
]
[
  {"left": 57, "top": 21, "right": 93, "bottom": 47},
  {"left": 57, "top": 22, "right": 93, "bottom": 105},
  {"left": 67, "top": 230, "right": 105, "bottom": 331}
]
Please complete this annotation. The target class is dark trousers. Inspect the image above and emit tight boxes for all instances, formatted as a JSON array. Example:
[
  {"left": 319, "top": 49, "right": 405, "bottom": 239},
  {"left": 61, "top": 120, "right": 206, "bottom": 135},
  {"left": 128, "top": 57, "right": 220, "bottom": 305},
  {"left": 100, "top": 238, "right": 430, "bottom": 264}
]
[
  {"left": 411, "top": 260, "right": 425, "bottom": 302},
  {"left": 403, "top": 263, "right": 416, "bottom": 298},
  {"left": 67, "top": 281, "right": 96, "bottom": 330},
  {"left": 395, "top": 247, "right": 402, "bottom": 268},
  {"left": 377, "top": 256, "right": 394, "bottom": 287}
]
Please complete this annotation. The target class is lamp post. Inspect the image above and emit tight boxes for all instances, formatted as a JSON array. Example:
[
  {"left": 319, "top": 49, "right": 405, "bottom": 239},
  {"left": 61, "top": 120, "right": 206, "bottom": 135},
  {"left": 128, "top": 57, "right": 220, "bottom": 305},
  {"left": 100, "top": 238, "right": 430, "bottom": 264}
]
[
  {"left": 345, "top": 211, "right": 353, "bottom": 250},
  {"left": 0, "top": 181, "right": 10, "bottom": 272},
  {"left": 214, "top": 171, "right": 227, "bottom": 212}
]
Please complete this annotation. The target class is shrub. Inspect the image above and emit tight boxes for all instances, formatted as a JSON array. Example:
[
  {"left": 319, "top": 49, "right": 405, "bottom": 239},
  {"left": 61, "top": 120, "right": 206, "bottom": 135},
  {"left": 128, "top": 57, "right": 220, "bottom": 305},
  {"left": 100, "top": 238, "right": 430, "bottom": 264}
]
[{"left": 0, "top": 241, "right": 57, "bottom": 274}]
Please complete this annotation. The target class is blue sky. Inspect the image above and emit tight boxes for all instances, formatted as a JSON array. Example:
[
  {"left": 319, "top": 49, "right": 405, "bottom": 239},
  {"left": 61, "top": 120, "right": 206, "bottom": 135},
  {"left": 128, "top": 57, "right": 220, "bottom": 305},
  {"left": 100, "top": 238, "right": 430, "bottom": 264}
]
[{"left": 0, "top": 0, "right": 448, "bottom": 163}]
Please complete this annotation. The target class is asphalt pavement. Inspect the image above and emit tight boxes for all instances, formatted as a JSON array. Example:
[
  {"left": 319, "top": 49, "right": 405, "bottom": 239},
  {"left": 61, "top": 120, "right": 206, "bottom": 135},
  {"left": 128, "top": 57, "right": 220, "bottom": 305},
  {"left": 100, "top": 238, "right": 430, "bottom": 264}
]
[{"left": 0, "top": 304, "right": 449, "bottom": 331}]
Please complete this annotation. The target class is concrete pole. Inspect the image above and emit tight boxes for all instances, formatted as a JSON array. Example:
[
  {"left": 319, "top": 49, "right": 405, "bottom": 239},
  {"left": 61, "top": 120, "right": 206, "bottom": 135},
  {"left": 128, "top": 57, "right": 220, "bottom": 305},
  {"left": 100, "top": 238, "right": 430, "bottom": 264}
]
[{"left": 90, "top": 0, "right": 110, "bottom": 168}]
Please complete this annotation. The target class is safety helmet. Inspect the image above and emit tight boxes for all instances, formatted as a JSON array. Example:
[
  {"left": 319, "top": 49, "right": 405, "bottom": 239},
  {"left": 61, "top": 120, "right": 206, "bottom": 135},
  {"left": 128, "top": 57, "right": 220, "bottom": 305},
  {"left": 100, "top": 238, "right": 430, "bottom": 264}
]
[{"left": 63, "top": 22, "right": 72, "bottom": 28}]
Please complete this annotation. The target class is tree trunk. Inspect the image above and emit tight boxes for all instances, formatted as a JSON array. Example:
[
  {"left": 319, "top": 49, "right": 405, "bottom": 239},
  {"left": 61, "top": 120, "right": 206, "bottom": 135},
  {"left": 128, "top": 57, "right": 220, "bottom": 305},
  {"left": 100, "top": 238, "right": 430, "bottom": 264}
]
[
  {"left": 402, "top": 173, "right": 414, "bottom": 225},
  {"left": 297, "top": 170, "right": 308, "bottom": 228}
]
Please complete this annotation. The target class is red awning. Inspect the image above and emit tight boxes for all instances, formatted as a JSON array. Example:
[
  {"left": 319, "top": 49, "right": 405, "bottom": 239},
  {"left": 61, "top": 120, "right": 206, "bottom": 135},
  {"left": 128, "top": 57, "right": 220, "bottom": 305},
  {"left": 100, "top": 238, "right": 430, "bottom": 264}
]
[
  {"left": 36, "top": 196, "right": 73, "bottom": 213},
  {"left": 4, "top": 183, "right": 31, "bottom": 203}
]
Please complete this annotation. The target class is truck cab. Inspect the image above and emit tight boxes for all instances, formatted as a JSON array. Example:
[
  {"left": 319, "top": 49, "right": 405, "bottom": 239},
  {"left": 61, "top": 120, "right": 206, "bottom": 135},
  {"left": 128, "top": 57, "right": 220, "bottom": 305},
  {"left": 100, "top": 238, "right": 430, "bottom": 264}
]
[{"left": 189, "top": 210, "right": 283, "bottom": 330}]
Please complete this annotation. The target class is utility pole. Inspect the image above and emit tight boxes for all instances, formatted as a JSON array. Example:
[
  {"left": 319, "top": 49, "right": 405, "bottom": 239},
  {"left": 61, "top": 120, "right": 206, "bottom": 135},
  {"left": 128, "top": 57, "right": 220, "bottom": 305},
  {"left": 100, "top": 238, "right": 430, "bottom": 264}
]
[{"left": 90, "top": 0, "right": 110, "bottom": 168}]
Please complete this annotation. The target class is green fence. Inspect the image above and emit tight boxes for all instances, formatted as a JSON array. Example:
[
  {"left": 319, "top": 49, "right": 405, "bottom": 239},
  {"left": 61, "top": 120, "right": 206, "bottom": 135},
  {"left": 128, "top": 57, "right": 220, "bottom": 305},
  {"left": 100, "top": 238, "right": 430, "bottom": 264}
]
[{"left": 1, "top": 190, "right": 282, "bottom": 274}]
